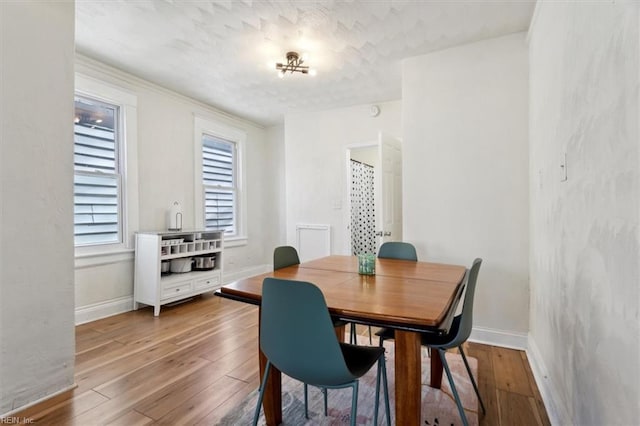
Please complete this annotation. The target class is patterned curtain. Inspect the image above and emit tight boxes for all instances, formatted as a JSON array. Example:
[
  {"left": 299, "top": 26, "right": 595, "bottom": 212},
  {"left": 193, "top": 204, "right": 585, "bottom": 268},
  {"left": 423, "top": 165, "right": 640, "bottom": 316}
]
[{"left": 350, "top": 160, "right": 376, "bottom": 255}]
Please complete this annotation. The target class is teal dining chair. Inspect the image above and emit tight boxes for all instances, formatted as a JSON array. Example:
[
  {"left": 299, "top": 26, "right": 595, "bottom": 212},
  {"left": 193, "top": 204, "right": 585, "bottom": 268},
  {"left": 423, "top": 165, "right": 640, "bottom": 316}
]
[
  {"left": 273, "top": 245, "right": 300, "bottom": 270},
  {"left": 376, "top": 258, "right": 485, "bottom": 426},
  {"left": 273, "top": 246, "right": 355, "bottom": 345},
  {"left": 273, "top": 246, "right": 355, "bottom": 411},
  {"left": 253, "top": 278, "right": 391, "bottom": 426},
  {"left": 377, "top": 241, "right": 418, "bottom": 261}
]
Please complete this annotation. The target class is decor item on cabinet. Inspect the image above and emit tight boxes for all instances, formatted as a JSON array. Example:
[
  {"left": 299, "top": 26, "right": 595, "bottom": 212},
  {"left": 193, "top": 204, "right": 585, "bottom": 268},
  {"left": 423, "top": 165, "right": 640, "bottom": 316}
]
[
  {"left": 194, "top": 254, "right": 215, "bottom": 271},
  {"left": 134, "top": 230, "right": 224, "bottom": 316},
  {"left": 170, "top": 257, "right": 193, "bottom": 273},
  {"left": 167, "top": 201, "right": 183, "bottom": 231}
]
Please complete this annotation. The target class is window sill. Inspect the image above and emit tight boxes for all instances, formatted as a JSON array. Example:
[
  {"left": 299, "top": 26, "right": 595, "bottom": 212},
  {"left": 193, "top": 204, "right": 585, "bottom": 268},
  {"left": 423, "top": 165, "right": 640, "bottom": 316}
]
[
  {"left": 75, "top": 247, "right": 135, "bottom": 269},
  {"left": 224, "top": 236, "right": 248, "bottom": 248}
]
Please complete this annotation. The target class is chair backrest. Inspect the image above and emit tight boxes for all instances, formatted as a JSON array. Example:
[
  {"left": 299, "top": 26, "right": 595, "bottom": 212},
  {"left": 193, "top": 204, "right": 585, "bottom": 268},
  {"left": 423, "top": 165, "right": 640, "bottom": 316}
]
[
  {"left": 377, "top": 241, "right": 418, "bottom": 261},
  {"left": 273, "top": 246, "right": 300, "bottom": 270},
  {"left": 446, "top": 258, "right": 482, "bottom": 348},
  {"left": 260, "top": 278, "right": 355, "bottom": 386},
  {"left": 438, "top": 267, "right": 468, "bottom": 333}
]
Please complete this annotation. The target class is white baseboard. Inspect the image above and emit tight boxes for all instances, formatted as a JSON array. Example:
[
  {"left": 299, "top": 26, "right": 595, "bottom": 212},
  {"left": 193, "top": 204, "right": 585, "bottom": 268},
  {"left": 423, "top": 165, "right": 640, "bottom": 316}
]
[
  {"left": 471, "top": 328, "right": 573, "bottom": 425},
  {"left": 469, "top": 326, "right": 528, "bottom": 350},
  {"left": 1, "top": 383, "right": 77, "bottom": 419},
  {"left": 75, "top": 296, "right": 133, "bottom": 325},
  {"left": 527, "top": 335, "right": 572, "bottom": 426},
  {"left": 74, "top": 265, "right": 271, "bottom": 325},
  {"left": 222, "top": 264, "right": 271, "bottom": 284}
]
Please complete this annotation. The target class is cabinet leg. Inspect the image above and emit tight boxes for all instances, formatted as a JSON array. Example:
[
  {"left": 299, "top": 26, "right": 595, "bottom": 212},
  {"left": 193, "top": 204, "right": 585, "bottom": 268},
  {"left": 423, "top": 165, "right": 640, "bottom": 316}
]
[{"left": 154, "top": 305, "right": 161, "bottom": 316}]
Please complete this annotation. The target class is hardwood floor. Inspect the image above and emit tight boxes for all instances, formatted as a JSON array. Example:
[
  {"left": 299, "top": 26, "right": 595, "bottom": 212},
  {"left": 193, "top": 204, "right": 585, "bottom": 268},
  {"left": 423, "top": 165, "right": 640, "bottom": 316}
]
[{"left": 12, "top": 294, "right": 550, "bottom": 425}]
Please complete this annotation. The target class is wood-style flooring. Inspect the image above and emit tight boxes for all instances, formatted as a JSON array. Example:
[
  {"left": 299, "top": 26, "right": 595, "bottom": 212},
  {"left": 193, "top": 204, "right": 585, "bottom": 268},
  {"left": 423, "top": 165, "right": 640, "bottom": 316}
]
[{"left": 12, "top": 294, "right": 550, "bottom": 425}]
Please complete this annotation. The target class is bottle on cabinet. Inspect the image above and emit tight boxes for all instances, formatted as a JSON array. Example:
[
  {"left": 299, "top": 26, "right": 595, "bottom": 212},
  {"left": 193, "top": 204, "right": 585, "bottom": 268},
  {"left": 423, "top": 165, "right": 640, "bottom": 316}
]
[{"left": 167, "top": 201, "right": 182, "bottom": 231}]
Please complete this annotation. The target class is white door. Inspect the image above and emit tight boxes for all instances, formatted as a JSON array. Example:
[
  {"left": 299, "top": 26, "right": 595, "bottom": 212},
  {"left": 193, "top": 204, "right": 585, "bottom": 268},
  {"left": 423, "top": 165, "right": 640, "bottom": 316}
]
[{"left": 376, "top": 132, "right": 403, "bottom": 245}]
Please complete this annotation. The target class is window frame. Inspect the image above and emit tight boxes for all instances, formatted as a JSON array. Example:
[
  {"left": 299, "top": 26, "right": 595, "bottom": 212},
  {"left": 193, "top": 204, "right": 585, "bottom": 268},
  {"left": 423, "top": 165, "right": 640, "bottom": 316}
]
[
  {"left": 194, "top": 116, "right": 247, "bottom": 246},
  {"left": 73, "top": 95, "right": 123, "bottom": 247},
  {"left": 74, "top": 73, "right": 139, "bottom": 259}
]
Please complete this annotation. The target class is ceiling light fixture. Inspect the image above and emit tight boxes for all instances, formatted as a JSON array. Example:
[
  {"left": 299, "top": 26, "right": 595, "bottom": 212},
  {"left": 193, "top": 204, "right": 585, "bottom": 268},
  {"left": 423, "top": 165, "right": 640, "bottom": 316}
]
[{"left": 276, "top": 51, "right": 317, "bottom": 78}]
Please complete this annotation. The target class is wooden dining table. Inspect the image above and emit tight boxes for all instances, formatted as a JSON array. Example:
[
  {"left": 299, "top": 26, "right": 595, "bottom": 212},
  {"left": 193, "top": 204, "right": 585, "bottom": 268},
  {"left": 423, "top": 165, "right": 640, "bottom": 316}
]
[{"left": 217, "top": 255, "right": 466, "bottom": 425}]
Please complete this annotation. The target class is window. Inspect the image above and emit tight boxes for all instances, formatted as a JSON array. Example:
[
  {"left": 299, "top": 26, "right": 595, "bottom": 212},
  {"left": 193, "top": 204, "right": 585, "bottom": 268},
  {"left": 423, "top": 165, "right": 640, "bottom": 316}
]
[
  {"left": 74, "top": 73, "right": 138, "bottom": 257},
  {"left": 74, "top": 95, "right": 122, "bottom": 246},
  {"left": 194, "top": 116, "right": 246, "bottom": 244},
  {"left": 202, "top": 135, "right": 236, "bottom": 234}
]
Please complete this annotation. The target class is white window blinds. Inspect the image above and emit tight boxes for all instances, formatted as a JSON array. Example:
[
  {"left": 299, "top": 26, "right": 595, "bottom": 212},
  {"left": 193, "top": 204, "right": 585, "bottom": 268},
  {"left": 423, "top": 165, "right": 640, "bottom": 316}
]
[
  {"left": 202, "top": 134, "right": 236, "bottom": 234},
  {"left": 73, "top": 96, "right": 121, "bottom": 246}
]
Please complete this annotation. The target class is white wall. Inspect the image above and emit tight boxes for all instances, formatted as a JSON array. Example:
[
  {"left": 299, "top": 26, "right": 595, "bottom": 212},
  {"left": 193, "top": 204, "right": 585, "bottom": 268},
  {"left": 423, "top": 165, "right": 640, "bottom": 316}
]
[
  {"left": 528, "top": 2, "right": 639, "bottom": 424},
  {"left": 284, "top": 101, "right": 402, "bottom": 254},
  {"left": 0, "top": 2, "right": 76, "bottom": 415},
  {"left": 265, "top": 124, "right": 286, "bottom": 247},
  {"left": 74, "top": 56, "right": 277, "bottom": 320},
  {"left": 350, "top": 146, "right": 379, "bottom": 168},
  {"left": 402, "top": 33, "right": 530, "bottom": 343}
]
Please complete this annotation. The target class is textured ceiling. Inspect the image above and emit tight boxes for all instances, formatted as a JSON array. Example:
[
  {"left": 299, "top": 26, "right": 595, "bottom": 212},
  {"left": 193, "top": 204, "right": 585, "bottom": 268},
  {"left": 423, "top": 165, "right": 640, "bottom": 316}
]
[{"left": 75, "top": 0, "right": 535, "bottom": 126}]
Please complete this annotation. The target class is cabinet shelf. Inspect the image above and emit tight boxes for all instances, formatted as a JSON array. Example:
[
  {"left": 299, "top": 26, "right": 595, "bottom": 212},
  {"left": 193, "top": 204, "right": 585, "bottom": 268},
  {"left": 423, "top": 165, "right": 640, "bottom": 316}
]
[
  {"left": 160, "top": 248, "right": 222, "bottom": 261},
  {"left": 160, "top": 269, "right": 218, "bottom": 283},
  {"left": 134, "top": 230, "right": 224, "bottom": 316}
]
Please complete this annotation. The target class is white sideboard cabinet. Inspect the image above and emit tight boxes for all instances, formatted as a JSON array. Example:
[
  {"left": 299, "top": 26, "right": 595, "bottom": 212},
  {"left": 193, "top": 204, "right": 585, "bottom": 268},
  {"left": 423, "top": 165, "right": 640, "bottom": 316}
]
[{"left": 134, "top": 230, "right": 223, "bottom": 316}]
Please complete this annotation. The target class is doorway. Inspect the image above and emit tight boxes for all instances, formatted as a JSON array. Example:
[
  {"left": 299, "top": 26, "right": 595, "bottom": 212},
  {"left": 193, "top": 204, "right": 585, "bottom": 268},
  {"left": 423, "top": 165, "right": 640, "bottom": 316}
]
[
  {"left": 346, "top": 133, "right": 403, "bottom": 256},
  {"left": 349, "top": 150, "right": 377, "bottom": 255}
]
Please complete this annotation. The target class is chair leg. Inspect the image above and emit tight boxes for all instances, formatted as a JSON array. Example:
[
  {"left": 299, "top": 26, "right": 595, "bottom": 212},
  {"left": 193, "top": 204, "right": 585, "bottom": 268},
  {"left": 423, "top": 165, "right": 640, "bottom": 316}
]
[
  {"left": 307, "top": 386, "right": 328, "bottom": 418},
  {"left": 459, "top": 346, "right": 486, "bottom": 414},
  {"left": 323, "top": 387, "right": 328, "bottom": 416},
  {"left": 350, "top": 322, "right": 357, "bottom": 344},
  {"left": 373, "top": 355, "right": 392, "bottom": 426},
  {"left": 438, "top": 348, "right": 469, "bottom": 426},
  {"left": 368, "top": 325, "right": 372, "bottom": 345},
  {"left": 350, "top": 381, "right": 359, "bottom": 426},
  {"left": 374, "top": 358, "right": 381, "bottom": 425},
  {"left": 383, "top": 357, "right": 391, "bottom": 425},
  {"left": 252, "top": 360, "right": 271, "bottom": 426}
]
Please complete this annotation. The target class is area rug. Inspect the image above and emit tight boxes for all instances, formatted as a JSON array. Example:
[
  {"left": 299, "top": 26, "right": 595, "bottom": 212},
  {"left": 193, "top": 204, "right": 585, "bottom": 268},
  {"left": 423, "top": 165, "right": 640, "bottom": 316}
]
[{"left": 217, "top": 336, "right": 479, "bottom": 425}]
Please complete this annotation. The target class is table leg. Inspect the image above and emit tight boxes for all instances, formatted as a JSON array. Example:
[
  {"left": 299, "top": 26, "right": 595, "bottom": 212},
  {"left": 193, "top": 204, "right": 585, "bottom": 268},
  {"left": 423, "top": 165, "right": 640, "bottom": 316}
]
[
  {"left": 333, "top": 323, "right": 346, "bottom": 342},
  {"left": 259, "top": 311, "right": 282, "bottom": 425},
  {"left": 394, "top": 330, "right": 422, "bottom": 424},
  {"left": 430, "top": 348, "right": 444, "bottom": 388}
]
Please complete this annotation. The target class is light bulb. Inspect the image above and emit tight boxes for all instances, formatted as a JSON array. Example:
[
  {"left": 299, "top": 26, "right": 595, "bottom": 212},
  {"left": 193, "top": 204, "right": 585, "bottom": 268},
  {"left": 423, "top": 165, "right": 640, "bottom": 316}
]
[
  {"left": 309, "top": 68, "right": 317, "bottom": 76},
  {"left": 278, "top": 70, "right": 285, "bottom": 78}
]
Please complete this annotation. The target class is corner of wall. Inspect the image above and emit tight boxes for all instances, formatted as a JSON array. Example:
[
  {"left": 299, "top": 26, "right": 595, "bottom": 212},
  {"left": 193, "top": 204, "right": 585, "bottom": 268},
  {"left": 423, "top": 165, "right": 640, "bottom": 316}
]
[{"left": 527, "top": 333, "right": 572, "bottom": 426}]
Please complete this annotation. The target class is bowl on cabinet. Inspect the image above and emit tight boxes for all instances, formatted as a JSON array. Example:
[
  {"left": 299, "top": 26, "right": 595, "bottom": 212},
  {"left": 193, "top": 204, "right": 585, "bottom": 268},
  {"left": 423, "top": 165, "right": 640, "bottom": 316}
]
[
  {"left": 194, "top": 255, "right": 215, "bottom": 271},
  {"left": 170, "top": 257, "right": 193, "bottom": 273}
]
